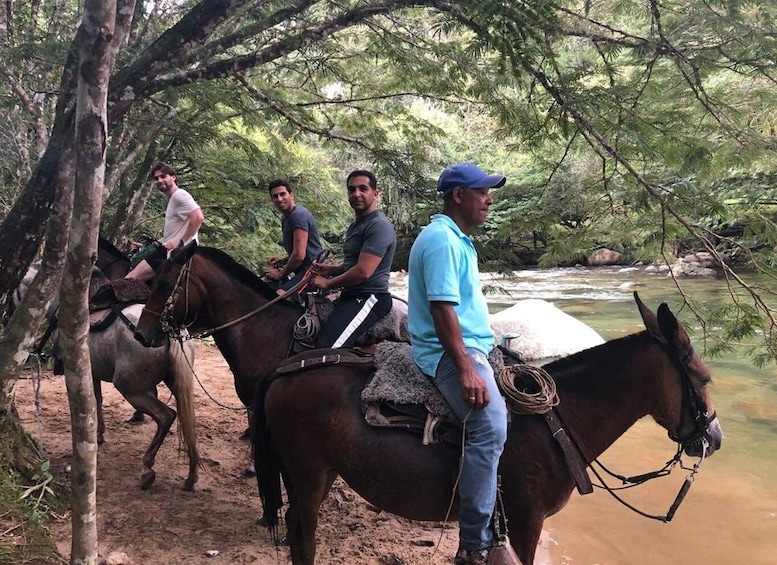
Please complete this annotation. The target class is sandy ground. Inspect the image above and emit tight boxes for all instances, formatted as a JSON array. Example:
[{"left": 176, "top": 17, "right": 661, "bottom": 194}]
[{"left": 16, "top": 340, "right": 553, "bottom": 565}]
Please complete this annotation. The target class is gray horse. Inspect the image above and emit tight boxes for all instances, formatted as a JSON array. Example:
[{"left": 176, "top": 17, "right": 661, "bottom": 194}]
[{"left": 15, "top": 263, "right": 200, "bottom": 490}]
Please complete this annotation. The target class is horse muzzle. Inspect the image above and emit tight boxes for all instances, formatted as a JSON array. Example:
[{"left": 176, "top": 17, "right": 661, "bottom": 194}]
[
  {"left": 682, "top": 414, "right": 723, "bottom": 458},
  {"left": 134, "top": 328, "right": 167, "bottom": 348}
]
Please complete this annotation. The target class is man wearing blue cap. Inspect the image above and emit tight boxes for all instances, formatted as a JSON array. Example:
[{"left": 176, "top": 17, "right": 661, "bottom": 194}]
[{"left": 408, "top": 163, "right": 509, "bottom": 565}]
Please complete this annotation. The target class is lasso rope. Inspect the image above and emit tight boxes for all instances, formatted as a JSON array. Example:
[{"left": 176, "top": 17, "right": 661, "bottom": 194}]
[{"left": 497, "top": 363, "right": 559, "bottom": 414}]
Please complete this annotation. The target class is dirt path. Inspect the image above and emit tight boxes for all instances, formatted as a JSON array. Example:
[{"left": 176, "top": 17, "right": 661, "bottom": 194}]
[{"left": 17, "top": 340, "right": 531, "bottom": 565}]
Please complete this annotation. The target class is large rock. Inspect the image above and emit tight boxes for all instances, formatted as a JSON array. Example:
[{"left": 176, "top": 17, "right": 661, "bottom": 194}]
[
  {"left": 588, "top": 248, "right": 623, "bottom": 266},
  {"left": 670, "top": 251, "right": 729, "bottom": 278},
  {"left": 490, "top": 299, "right": 605, "bottom": 363}
]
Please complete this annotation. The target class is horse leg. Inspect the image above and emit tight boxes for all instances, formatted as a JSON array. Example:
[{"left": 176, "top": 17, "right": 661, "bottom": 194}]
[
  {"left": 94, "top": 379, "right": 105, "bottom": 444},
  {"left": 286, "top": 469, "right": 337, "bottom": 565},
  {"left": 118, "top": 389, "right": 176, "bottom": 490},
  {"left": 504, "top": 505, "right": 545, "bottom": 565},
  {"left": 127, "top": 385, "right": 156, "bottom": 424}
]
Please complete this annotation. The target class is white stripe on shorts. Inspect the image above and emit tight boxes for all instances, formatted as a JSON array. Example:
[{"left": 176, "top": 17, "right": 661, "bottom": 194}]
[{"left": 332, "top": 294, "right": 378, "bottom": 348}]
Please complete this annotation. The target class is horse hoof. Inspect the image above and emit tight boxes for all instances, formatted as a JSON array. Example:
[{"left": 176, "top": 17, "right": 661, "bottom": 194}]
[
  {"left": 182, "top": 479, "right": 196, "bottom": 491},
  {"left": 256, "top": 515, "right": 268, "bottom": 527},
  {"left": 141, "top": 470, "right": 156, "bottom": 490},
  {"left": 243, "top": 462, "right": 256, "bottom": 477},
  {"left": 238, "top": 427, "right": 251, "bottom": 441},
  {"left": 279, "top": 535, "right": 289, "bottom": 547},
  {"left": 127, "top": 411, "right": 145, "bottom": 424}
]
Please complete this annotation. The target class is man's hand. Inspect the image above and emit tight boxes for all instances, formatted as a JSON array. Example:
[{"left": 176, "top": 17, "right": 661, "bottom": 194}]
[
  {"left": 264, "top": 267, "right": 284, "bottom": 281},
  {"left": 311, "top": 274, "right": 330, "bottom": 290},
  {"left": 268, "top": 256, "right": 285, "bottom": 267},
  {"left": 459, "top": 369, "right": 490, "bottom": 407},
  {"left": 311, "top": 261, "right": 333, "bottom": 275}
]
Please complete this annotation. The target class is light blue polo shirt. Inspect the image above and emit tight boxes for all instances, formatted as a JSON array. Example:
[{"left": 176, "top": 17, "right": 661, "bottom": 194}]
[{"left": 408, "top": 214, "right": 495, "bottom": 376}]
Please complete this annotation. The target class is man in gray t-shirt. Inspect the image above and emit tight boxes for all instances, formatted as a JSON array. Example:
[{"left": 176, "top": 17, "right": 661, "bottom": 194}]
[
  {"left": 311, "top": 170, "right": 396, "bottom": 348},
  {"left": 264, "top": 179, "right": 323, "bottom": 303}
]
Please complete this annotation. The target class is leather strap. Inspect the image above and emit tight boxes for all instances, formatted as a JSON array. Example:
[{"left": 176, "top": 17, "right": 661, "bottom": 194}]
[
  {"left": 543, "top": 409, "right": 593, "bottom": 495},
  {"left": 274, "top": 353, "right": 374, "bottom": 375}
]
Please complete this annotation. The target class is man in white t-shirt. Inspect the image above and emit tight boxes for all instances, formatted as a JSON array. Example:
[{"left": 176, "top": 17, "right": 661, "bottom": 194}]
[{"left": 125, "top": 162, "right": 204, "bottom": 282}]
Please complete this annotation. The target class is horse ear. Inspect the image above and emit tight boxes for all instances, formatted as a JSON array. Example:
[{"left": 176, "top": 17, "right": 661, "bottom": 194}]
[
  {"left": 634, "top": 292, "right": 659, "bottom": 334},
  {"left": 169, "top": 240, "right": 197, "bottom": 264},
  {"left": 656, "top": 302, "right": 680, "bottom": 343}
]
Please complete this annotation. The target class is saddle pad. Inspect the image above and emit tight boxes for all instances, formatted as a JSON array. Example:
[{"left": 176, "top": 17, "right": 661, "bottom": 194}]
[
  {"left": 363, "top": 342, "right": 454, "bottom": 419},
  {"left": 91, "top": 278, "right": 151, "bottom": 310}
]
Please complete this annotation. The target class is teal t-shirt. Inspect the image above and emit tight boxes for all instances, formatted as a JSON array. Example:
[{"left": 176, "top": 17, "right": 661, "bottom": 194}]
[{"left": 408, "top": 214, "right": 495, "bottom": 376}]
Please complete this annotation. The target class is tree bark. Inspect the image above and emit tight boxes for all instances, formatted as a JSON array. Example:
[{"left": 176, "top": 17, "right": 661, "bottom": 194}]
[{"left": 60, "top": 2, "right": 118, "bottom": 562}]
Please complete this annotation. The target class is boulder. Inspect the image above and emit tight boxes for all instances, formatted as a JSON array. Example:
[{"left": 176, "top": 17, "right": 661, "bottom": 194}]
[
  {"left": 671, "top": 252, "right": 719, "bottom": 277},
  {"left": 490, "top": 299, "right": 605, "bottom": 363},
  {"left": 588, "top": 248, "right": 623, "bottom": 266}
]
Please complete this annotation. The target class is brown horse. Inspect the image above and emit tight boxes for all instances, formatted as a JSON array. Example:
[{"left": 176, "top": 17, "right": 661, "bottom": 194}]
[
  {"left": 252, "top": 294, "right": 724, "bottom": 565},
  {"left": 96, "top": 236, "right": 132, "bottom": 279},
  {"left": 133, "top": 241, "right": 407, "bottom": 416},
  {"left": 133, "top": 242, "right": 304, "bottom": 415}
]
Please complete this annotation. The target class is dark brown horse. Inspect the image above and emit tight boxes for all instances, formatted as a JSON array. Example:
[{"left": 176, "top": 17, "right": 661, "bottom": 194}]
[
  {"left": 253, "top": 294, "right": 723, "bottom": 565},
  {"left": 96, "top": 236, "right": 132, "bottom": 279},
  {"left": 133, "top": 242, "right": 304, "bottom": 413}
]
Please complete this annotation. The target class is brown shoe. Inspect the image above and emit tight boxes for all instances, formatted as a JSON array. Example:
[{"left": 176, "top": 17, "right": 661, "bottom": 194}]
[{"left": 454, "top": 547, "right": 489, "bottom": 565}]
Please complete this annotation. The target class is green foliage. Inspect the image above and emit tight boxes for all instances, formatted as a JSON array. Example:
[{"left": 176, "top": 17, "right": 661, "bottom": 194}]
[
  {"left": 0, "top": 415, "right": 67, "bottom": 564},
  {"left": 4, "top": 0, "right": 777, "bottom": 361}
]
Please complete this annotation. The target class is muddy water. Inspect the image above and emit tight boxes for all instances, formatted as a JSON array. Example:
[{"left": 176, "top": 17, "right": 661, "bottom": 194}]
[{"left": 391, "top": 266, "right": 777, "bottom": 565}]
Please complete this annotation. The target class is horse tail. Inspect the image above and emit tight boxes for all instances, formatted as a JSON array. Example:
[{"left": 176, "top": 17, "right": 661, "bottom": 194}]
[
  {"left": 167, "top": 337, "right": 200, "bottom": 469},
  {"left": 252, "top": 374, "right": 284, "bottom": 544}
]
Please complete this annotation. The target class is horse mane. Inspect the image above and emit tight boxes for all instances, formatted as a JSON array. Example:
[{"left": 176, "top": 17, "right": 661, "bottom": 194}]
[
  {"left": 543, "top": 331, "right": 649, "bottom": 383},
  {"left": 195, "top": 246, "right": 298, "bottom": 306},
  {"left": 98, "top": 236, "right": 127, "bottom": 259}
]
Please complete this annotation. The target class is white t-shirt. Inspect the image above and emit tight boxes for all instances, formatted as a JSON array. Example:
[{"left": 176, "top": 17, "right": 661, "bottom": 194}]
[{"left": 162, "top": 188, "right": 201, "bottom": 246}]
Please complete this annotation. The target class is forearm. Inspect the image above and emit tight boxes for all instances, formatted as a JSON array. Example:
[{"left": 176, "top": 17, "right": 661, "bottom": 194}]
[
  {"left": 323, "top": 264, "right": 368, "bottom": 289},
  {"left": 169, "top": 209, "right": 204, "bottom": 248},
  {"left": 430, "top": 303, "right": 472, "bottom": 373},
  {"left": 282, "top": 250, "right": 305, "bottom": 276}
]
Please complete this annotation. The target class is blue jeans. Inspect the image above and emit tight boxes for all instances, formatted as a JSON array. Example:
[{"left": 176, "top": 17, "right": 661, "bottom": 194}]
[{"left": 433, "top": 349, "right": 508, "bottom": 551}]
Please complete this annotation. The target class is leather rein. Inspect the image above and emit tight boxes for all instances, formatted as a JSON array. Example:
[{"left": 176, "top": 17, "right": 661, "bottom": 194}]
[
  {"left": 141, "top": 257, "right": 313, "bottom": 340},
  {"left": 556, "top": 331, "right": 715, "bottom": 522},
  {"left": 591, "top": 332, "right": 717, "bottom": 523}
]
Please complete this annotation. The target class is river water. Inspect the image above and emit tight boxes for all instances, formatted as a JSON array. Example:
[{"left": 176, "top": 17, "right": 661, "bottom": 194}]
[{"left": 390, "top": 266, "right": 777, "bottom": 565}]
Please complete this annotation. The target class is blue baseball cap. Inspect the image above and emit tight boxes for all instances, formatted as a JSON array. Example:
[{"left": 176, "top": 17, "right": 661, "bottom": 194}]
[{"left": 437, "top": 163, "right": 506, "bottom": 194}]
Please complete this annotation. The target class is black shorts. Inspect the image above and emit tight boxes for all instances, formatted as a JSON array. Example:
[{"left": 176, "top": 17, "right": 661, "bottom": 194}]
[
  {"left": 316, "top": 292, "right": 393, "bottom": 348},
  {"left": 144, "top": 245, "right": 168, "bottom": 271}
]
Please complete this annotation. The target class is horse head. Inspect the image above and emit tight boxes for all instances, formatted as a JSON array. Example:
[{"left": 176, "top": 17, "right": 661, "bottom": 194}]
[
  {"left": 135, "top": 241, "right": 199, "bottom": 348},
  {"left": 634, "top": 292, "right": 723, "bottom": 458}
]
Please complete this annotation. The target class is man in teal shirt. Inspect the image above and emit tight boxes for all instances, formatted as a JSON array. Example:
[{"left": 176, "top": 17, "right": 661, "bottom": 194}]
[{"left": 408, "top": 163, "right": 508, "bottom": 565}]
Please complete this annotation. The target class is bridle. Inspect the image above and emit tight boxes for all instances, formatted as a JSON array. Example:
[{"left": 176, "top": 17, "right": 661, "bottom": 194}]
[
  {"left": 654, "top": 332, "right": 717, "bottom": 449},
  {"left": 141, "top": 255, "right": 312, "bottom": 341},
  {"left": 141, "top": 257, "right": 194, "bottom": 336},
  {"left": 584, "top": 330, "right": 716, "bottom": 522}
]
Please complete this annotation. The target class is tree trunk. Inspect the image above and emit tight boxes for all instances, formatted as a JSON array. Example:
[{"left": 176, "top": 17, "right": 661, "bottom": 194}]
[
  {"left": 0, "top": 160, "right": 74, "bottom": 417},
  {"left": 59, "top": 2, "right": 117, "bottom": 562}
]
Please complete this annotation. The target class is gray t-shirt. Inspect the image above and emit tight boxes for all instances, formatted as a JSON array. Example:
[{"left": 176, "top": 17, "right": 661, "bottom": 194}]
[
  {"left": 281, "top": 205, "right": 323, "bottom": 271},
  {"left": 342, "top": 210, "right": 396, "bottom": 294}
]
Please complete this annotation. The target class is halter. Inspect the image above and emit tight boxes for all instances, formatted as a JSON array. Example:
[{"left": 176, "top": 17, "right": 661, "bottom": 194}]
[{"left": 650, "top": 331, "right": 716, "bottom": 449}]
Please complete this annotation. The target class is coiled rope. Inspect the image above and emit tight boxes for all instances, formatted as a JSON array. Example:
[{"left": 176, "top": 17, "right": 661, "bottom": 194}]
[{"left": 497, "top": 363, "right": 559, "bottom": 415}]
